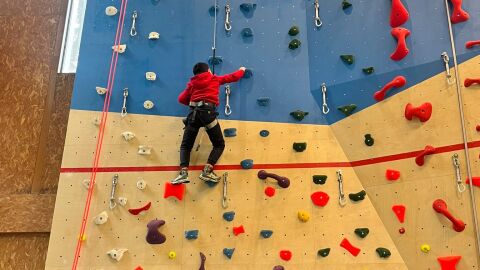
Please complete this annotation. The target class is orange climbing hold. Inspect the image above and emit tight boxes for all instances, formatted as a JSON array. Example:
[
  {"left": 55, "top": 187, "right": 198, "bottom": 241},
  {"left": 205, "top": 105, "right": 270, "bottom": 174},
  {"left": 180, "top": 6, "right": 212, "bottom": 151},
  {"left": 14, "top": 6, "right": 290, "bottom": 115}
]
[
  {"left": 310, "top": 191, "right": 330, "bottom": 207},
  {"left": 374, "top": 76, "right": 406, "bottom": 101},
  {"left": 464, "top": 78, "right": 480, "bottom": 87},
  {"left": 386, "top": 169, "right": 400, "bottom": 181},
  {"left": 279, "top": 250, "right": 292, "bottom": 261},
  {"left": 405, "top": 102, "right": 432, "bottom": 122},
  {"left": 390, "top": 0, "right": 409, "bottom": 27},
  {"left": 340, "top": 238, "right": 360, "bottom": 257},
  {"left": 415, "top": 145, "right": 435, "bottom": 166},
  {"left": 449, "top": 0, "right": 469, "bottom": 24},
  {"left": 466, "top": 177, "right": 480, "bottom": 187},
  {"left": 233, "top": 225, "right": 245, "bottom": 236},
  {"left": 437, "top": 256, "right": 462, "bottom": 270},
  {"left": 164, "top": 182, "right": 186, "bottom": 201},
  {"left": 392, "top": 205, "right": 406, "bottom": 223},
  {"left": 390, "top": 28, "right": 410, "bottom": 61},
  {"left": 265, "top": 186, "right": 276, "bottom": 197}
]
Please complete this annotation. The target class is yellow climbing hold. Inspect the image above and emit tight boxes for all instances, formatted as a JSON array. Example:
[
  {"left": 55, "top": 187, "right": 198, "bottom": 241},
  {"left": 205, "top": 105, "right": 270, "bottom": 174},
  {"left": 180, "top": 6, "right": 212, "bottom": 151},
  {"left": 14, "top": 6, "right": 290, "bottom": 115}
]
[
  {"left": 79, "top": 234, "right": 87, "bottom": 241},
  {"left": 168, "top": 251, "right": 177, "bottom": 259},
  {"left": 297, "top": 210, "right": 310, "bottom": 222},
  {"left": 420, "top": 244, "right": 431, "bottom": 253}
]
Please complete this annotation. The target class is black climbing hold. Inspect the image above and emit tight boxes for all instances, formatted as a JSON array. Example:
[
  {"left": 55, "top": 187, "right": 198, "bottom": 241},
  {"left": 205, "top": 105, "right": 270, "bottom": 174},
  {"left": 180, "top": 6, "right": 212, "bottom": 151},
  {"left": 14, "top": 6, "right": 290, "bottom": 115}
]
[
  {"left": 241, "top": 28, "right": 254, "bottom": 38},
  {"left": 340, "top": 54, "right": 355, "bottom": 65},
  {"left": 223, "top": 211, "right": 235, "bottom": 222},
  {"left": 243, "top": 68, "right": 254, "bottom": 78},
  {"left": 240, "top": 3, "right": 257, "bottom": 14},
  {"left": 289, "top": 39, "right": 301, "bottom": 50},
  {"left": 223, "top": 248, "right": 235, "bottom": 259},
  {"left": 289, "top": 26, "right": 300, "bottom": 36},
  {"left": 224, "top": 128, "right": 237, "bottom": 137},
  {"left": 185, "top": 230, "right": 199, "bottom": 240},
  {"left": 354, "top": 228, "right": 370, "bottom": 238},
  {"left": 260, "top": 130, "right": 270, "bottom": 137},
  {"left": 317, "top": 248, "right": 331, "bottom": 257},
  {"left": 313, "top": 175, "right": 328, "bottom": 185},
  {"left": 260, "top": 230, "right": 273, "bottom": 238},
  {"left": 376, "top": 247, "right": 391, "bottom": 258},
  {"left": 241, "top": 159, "right": 254, "bottom": 169},
  {"left": 349, "top": 190, "right": 367, "bottom": 202},
  {"left": 209, "top": 5, "right": 219, "bottom": 16},
  {"left": 208, "top": 56, "right": 223, "bottom": 66},
  {"left": 364, "top": 134, "right": 374, "bottom": 146},
  {"left": 290, "top": 110, "right": 309, "bottom": 121},
  {"left": 257, "top": 97, "right": 270, "bottom": 106},
  {"left": 337, "top": 104, "right": 357, "bottom": 116},
  {"left": 293, "top": 142, "right": 307, "bottom": 152},
  {"left": 362, "top": 67, "right": 375, "bottom": 75},
  {"left": 342, "top": 0, "right": 352, "bottom": 10}
]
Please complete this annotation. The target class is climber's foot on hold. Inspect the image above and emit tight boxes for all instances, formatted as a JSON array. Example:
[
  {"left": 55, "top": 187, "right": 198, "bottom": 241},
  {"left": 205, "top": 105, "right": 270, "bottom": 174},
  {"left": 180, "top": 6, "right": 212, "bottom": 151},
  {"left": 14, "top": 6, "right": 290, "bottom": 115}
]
[
  {"left": 199, "top": 164, "right": 220, "bottom": 183},
  {"left": 171, "top": 168, "right": 190, "bottom": 185}
]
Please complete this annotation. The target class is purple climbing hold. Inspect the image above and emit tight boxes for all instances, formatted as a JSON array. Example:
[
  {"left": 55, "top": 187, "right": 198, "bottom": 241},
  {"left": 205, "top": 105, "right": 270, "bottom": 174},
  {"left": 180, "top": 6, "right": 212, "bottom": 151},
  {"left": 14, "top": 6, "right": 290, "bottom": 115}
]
[
  {"left": 273, "top": 266, "right": 285, "bottom": 270},
  {"left": 199, "top": 252, "right": 206, "bottom": 270},
  {"left": 146, "top": 219, "right": 166, "bottom": 244}
]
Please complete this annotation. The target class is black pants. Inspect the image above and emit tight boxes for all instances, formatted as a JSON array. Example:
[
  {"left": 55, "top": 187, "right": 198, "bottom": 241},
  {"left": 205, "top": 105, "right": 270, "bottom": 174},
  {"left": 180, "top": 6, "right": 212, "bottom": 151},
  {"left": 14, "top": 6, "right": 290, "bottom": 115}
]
[{"left": 180, "top": 106, "right": 225, "bottom": 168}]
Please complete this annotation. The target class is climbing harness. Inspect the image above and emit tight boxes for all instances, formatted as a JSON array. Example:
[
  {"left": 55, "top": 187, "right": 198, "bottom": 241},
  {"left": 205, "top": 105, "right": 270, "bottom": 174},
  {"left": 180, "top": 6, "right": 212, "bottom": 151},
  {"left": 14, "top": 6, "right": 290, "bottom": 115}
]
[
  {"left": 321, "top": 83, "right": 329, "bottom": 114},
  {"left": 441, "top": 52, "right": 455, "bottom": 84},
  {"left": 121, "top": 88, "right": 128, "bottom": 118},
  {"left": 130, "top": 10, "right": 138, "bottom": 37},
  {"left": 336, "top": 170, "right": 347, "bottom": 206},
  {"left": 212, "top": 0, "right": 218, "bottom": 74},
  {"left": 314, "top": 0, "right": 322, "bottom": 27},
  {"left": 443, "top": 0, "right": 480, "bottom": 259},
  {"left": 109, "top": 174, "right": 119, "bottom": 210},
  {"left": 452, "top": 154, "right": 466, "bottom": 193},
  {"left": 222, "top": 172, "right": 228, "bottom": 209},
  {"left": 225, "top": 85, "right": 232, "bottom": 116},
  {"left": 224, "top": 5, "right": 232, "bottom": 31}
]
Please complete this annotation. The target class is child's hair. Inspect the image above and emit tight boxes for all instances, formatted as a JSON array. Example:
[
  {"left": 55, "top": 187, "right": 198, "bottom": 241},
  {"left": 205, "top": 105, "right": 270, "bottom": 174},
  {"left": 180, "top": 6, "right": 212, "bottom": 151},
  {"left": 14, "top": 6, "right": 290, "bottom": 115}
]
[{"left": 193, "top": 62, "right": 210, "bottom": 75}]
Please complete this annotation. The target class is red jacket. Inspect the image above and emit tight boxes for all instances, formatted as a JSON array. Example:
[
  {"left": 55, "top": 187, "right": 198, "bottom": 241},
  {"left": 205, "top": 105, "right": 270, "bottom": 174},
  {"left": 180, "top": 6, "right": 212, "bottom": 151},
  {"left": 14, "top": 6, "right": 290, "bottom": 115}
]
[{"left": 178, "top": 70, "right": 245, "bottom": 106}]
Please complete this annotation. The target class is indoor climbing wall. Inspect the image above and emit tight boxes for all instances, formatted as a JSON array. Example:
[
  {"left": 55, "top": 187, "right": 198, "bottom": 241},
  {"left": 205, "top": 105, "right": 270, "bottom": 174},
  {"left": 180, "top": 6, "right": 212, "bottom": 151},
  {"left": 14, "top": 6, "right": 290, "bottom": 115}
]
[{"left": 46, "top": 0, "right": 480, "bottom": 269}]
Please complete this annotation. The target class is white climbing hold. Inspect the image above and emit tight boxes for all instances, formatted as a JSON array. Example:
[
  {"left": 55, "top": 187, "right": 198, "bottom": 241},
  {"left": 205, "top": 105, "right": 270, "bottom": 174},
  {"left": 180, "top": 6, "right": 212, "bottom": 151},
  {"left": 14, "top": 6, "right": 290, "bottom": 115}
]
[
  {"left": 121, "top": 131, "right": 136, "bottom": 141},
  {"left": 92, "top": 117, "right": 101, "bottom": 126},
  {"left": 118, "top": 197, "right": 128, "bottom": 206},
  {"left": 82, "top": 179, "right": 91, "bottom": 189},
  {"left": 94, "top": 211, "right": 109, "bottom": 225},
  {"left": 148, "top": 32, "right": 160, "bottom": 40},
  {"left": 136, "top": 178, "right": 147, "bottom": 190},
  {"left": 112, "top": 44, "right": 126, "bottom": 53},
  {"left": 144, "top": 100, "right": 154, "bottom": 109},
  {"left": 105, "top": 6, "right": 118, "bottom": 16},
  {"left": 96, "top": 86, "right": 107, "bottom": 95},
  {"left": 107, "top": 248, "right": 128, "bottom": 262},
  {"left": 146, "top": 72, "right": 157, "bottom": 81},
  {"left": 138, "top": 145, "right": 152, "bottom": 155}
]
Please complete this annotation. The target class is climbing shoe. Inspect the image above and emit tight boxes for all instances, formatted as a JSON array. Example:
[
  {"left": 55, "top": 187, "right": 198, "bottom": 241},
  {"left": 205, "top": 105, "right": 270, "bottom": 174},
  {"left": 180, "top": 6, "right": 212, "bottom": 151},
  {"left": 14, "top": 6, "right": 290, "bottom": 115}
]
[
  {"left": 171, "top": 169, "right": 190, "bottom": 185},
  {"left": 199, "top": 165, "right": 221, "bottom": 183}
]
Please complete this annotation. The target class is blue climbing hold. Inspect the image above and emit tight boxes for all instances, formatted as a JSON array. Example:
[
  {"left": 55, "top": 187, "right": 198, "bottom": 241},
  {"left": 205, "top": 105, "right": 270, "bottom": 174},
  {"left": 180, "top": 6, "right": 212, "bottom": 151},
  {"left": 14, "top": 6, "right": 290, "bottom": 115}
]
[
  {"left": 223, "top": 211, "right": 235, "bottom": 222},
  {"left": 241, "top": 159, "right": 254, "bottom": 169},
  {"left": 205, "top": 181, "right": 218, "bottom": 188},
  {"left": 241, "top": 28, "right": 254, "bottom": 38},
  {"left": 243, "top": 68, "right": 254, "bottom": 78},
  {"left": 257, "top": 97, "right": 270, "bottom": 106},
  {"left": 223, "top": 248, "right": 235, "bottom": 259},
  {"left": 224, "top": 128, "right": 237, "bottom": 137},
  {"left": 208, "top": 56, "right": 223, "bottom": 66},
  {"left": 185, "top": 230, "right": 199, "bottom": 240},
  {"left": 260, "top": 230, "right": 273, "bottom": 238},
  {"left": 260, "top": 130, "right": 270, "bottom": 137}
]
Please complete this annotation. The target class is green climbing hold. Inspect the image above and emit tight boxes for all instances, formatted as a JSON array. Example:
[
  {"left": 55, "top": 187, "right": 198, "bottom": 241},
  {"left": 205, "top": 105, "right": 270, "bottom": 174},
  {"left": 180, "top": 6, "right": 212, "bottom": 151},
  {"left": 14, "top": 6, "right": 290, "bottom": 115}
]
[
  {"left": 340, "top": 54, "right": 355, "bottom": 65},
  {"left": 376, "top": 247, "right": 391, "bottom": 258},
  {"left": 289, "top": 39, "right": 301, "bottom": 50},
  {"left": 364, "top": 134, "right": 374, "bottom": 146},
  {"left": 288, "top": 26, "right": 300, "bottom": 36},
  {"left": 317, "top": 248, "right": 331, "bottom": 257},
  {"left": 290, "top": 110, "right": 309, "bottom": 121},
  {"left": 354, "top": 228, "right": 370, "bottom": 238},
  {"left": 313, "top": 175, "right": 327, "bottom": 185},
  {"left": 349, "top": 190, "right": 367, "bottom": 202},
  {"left": 293, "top": 142, "right": 307, "bottom": 152},
  {"left": 362, "top": 67, "right": 375, "bottom": 75},
  {"left": 342, "top": 0, "right": 352, "bottom": 10},
  {"left": 337, "top": 104, "right": 357, "bottom": 116}
]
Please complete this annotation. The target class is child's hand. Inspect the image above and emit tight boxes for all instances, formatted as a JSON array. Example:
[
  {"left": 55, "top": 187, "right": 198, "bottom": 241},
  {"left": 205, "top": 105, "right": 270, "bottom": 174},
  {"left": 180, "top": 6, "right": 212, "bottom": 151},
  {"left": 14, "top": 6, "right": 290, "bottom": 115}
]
[{"left": 239, "top": 67, "right": 246, "bottom": 71}]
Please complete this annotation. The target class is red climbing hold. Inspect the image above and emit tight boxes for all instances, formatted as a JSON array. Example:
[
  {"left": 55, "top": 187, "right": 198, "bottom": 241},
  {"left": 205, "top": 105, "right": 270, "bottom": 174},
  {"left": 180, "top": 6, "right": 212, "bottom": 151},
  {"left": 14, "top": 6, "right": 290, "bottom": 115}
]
[
  {"left": 164, "top": 182, "right": 186, "bottom": 201},
  {"left": 476, "top": 125, "right": 480, "bottom": 132},
  {"left": 466, "top": 40, "right": 480, "bottom": 49},
  {"left": 390, "top": 0, "right": 409, "bottom": 27},
  {"left": 233, "top": 225, "right": 245, "bottom": 236},
  {"left": 128, "top": 202, "right": 152, "bottom": 215},
  {"left": 265, "top": 186, "right": 276, "bottom": 197},
  {"left": 449, "top": 0, "right": 469, "bottom": 24},
  {"left": 405, "top": 102, "right": 432, "bottom": 122},
  {"left": 415, "top": 145, "right": 435, "bottom": 166},
  {"left": 392, "top": 205, "right": 406, "bottom": 223},
  {"left": 310, "top": 191, "right": 330, "bottom": 207},
  {"left": 390, "top": 28, "right": 410, "bottom": 61},
  {"left": 279, "top": 250, "right": 292, "bottom": 261},
  {"left": 386, "top": 169, "right": 400, "bottom": 181},
  {"left": 134, "top": 266, "right": 144, "bottom": 270},
  {"left": 464, "top": 78, "right": 480, "bottom": 87},
  {"left": 399, "top": 227, "right": 406, "bottom": 234},
  {"left": 466, "top": 177, "right": 480, "bottom": 187},
  {"left": 340, "top": 238, "right": 361, "bottom": 257},
  {"left": 437, "top": 256, "right": 462, "bottom": 270},
  {"left": 374, "top": 76, "right": 406, "bottom": 101},
  {"left": 433, "top": 199, "right": 466, "bottom": 232}
]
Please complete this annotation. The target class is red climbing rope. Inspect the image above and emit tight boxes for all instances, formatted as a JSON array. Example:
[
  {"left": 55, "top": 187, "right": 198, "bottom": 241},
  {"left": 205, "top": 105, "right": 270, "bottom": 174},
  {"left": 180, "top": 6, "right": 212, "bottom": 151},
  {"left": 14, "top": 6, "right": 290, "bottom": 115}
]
[{"left": 71, "top": 0, "right": 128, "bottom": 269}]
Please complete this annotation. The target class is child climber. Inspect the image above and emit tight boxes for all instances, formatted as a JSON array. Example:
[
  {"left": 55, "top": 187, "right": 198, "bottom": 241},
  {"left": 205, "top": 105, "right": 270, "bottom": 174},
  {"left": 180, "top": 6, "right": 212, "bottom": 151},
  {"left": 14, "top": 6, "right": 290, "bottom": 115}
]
[{"left": 171, "top": 63, "right": 246, "bottom": 184}]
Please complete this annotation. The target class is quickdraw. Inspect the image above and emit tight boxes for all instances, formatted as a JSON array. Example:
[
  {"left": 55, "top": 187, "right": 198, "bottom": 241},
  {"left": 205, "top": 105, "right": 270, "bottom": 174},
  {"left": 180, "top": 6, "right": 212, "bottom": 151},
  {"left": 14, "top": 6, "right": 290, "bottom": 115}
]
[
  {"left": 321, "top": 83, "right": 330, "bottom": 114},
  {"left": 130, "top": 10, "right": 138, "bottom": 37},
  {"left": 109, "top": 174, "right": 119, "bottom": 210},
  {"left": 337, "top": 170, "right": 347, "bottom": 206},
  {"left": 314, "top": 0, "right": 322, "bottom": 27},
  {"left": 121, "top": 88, "right": 128, "bottom": 118},
  {"left": 441, "top": 52, "right": 455, "bottom": 84},
  {"left": 225, "top": 5, "right": 232, "bottom": 31},
  {"left": 452, "top": 154, "right": 466, "bottom": 193},
  {"left": 222, "top": 172, "right": 228, "bottom": 209},
  {"left": 225, "top": 85, "right": 232, "bottom": 116}
]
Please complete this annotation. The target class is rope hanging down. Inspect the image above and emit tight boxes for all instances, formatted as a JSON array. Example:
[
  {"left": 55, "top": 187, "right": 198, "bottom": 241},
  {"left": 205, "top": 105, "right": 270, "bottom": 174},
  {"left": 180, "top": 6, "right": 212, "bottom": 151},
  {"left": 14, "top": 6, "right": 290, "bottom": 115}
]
[{"left": 212, "top": 0, "right": 218, "bottom": 74}]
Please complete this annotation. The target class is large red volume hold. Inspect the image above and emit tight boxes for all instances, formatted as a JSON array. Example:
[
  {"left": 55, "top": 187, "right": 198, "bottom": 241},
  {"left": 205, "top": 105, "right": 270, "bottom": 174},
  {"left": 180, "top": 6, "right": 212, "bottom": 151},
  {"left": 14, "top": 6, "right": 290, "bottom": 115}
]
[
  {"left": 432, "top": 199, "right": 466, "bottom": 232},
  {"left": 466, "top": 177, "right": 480, "bottom": 187},
  {"left": 392, "top": 205, "right": 406, "bottom": 223},
  {"left": 449, "top": 0, "right": 469, "bottom": 24},
  {"left": 390, "top": 0, "right": 409, "bottom": 27},
  {"left": 404, "top": 102, "right": 432, "bottom": 122},
  {"left": 437, "top": 255, "right": 462, "bottom": 270},
  {"left": 340, "top": 238, "right": 361, "bottom": 256},
  {"left": 164, "top": 182, "right": 186, "bottom": 201},
  {"left": 390, "top": 28, "right": 410, "bottom": 61},
  {"left": 464, "top": 78, "right": 480, "bottom": 87},
  {"left": 374, "top": 76, "right": 407, "bottom": 101},
  {"left": 466, "top": 40, "right": 480, "bottom": 49}
]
